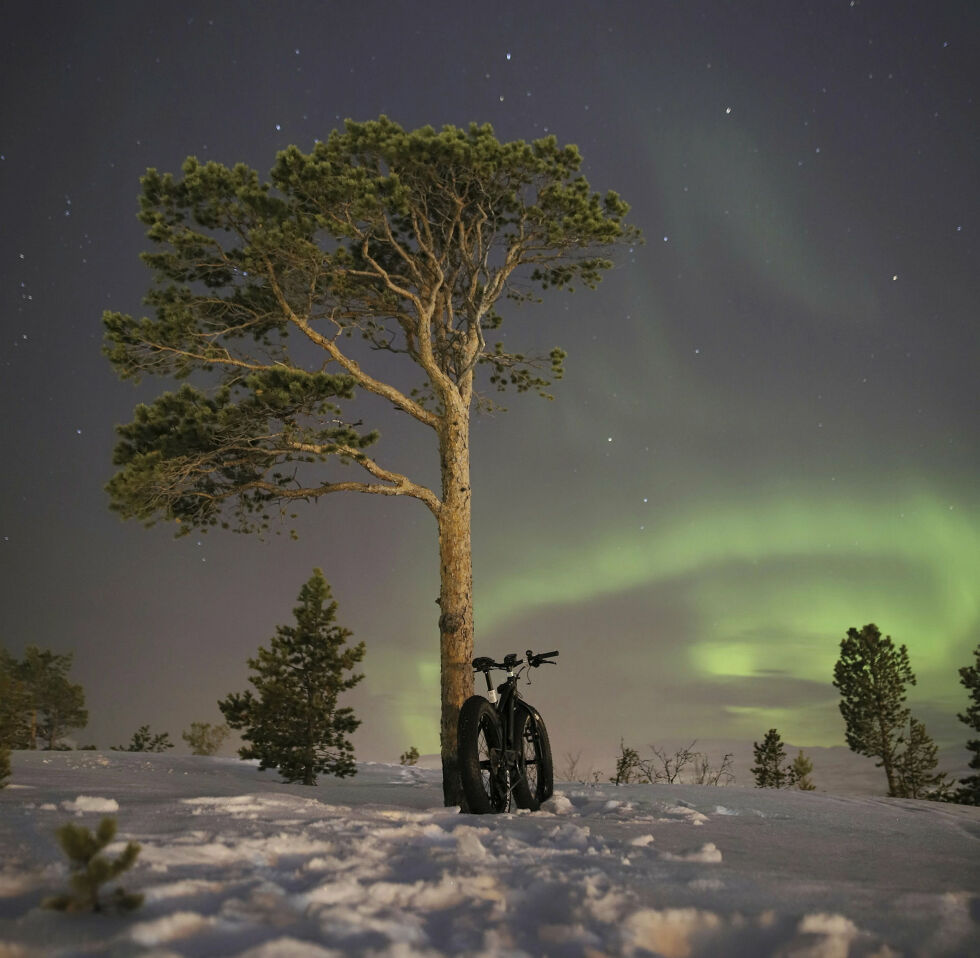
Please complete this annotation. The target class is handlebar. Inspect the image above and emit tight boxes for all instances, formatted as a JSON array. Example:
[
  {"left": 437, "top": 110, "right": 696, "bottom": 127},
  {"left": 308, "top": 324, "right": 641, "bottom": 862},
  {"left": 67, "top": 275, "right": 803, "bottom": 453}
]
[
  {"left": 472, "top": 650, "right": 559, "bottom": 672},
  {"left": 527, "top": 649, "right": 559, "bottom": 668}
]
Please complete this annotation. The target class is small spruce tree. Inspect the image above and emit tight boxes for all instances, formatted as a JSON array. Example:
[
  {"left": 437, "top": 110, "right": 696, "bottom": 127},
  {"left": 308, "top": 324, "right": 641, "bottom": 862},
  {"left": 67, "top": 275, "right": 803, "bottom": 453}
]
[
  {"left": 955, "top": 643, "right": 980, "bottom": 805},
  {"left": 182, "top": 721, "right": 230, "bottom": 756},
  {"left": 43, "top": 817, "right": 143, "bottom": 913},
  {"left": 219, "top": 569, "right": 365, "bottom": 785},
  {"left": 894, "top": 718, "right": 952, "bottom": 800},
  {"left": 752, "top": 729, "right": 793, "bottom": 788},
  {"left": 833, "top": 623, "right": 915, "bottom": 797},
  {"left": 111, "top": 725, "right": 174, "bottom": 752},
  {"left": 399, "top": 746, "right": 420, "bottom": 766},
  {"left": 791, "top": 750, "right": 816, "bottom": 790}
]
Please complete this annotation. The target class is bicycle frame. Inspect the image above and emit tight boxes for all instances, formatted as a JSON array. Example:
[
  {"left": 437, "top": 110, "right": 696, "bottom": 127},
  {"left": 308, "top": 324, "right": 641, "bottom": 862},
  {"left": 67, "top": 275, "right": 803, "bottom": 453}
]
[
  {"left": 463, "top": 649, "right": 557, "bottom": 811},
  {"left": 477, "top": 659, "right": 524, "bottom": 786}
]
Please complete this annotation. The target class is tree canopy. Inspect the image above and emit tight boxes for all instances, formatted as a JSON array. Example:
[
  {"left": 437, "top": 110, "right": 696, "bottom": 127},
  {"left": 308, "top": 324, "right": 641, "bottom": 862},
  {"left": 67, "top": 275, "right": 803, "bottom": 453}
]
[
  {"left": 1, "top": 646, "right": 88, "bottom": 750},
  {"left": 104, "top": 117, "right": 638, "bottom": 533}
]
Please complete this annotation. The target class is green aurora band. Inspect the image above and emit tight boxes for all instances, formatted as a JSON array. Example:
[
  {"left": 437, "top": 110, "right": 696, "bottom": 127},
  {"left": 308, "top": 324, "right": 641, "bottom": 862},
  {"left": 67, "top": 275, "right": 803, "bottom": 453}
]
[
  {"left": 395, "top": 488, "right": 976, "bottom": 753},
  {"left": 473, "top": 488, "right": 977, "bottom": 741}
]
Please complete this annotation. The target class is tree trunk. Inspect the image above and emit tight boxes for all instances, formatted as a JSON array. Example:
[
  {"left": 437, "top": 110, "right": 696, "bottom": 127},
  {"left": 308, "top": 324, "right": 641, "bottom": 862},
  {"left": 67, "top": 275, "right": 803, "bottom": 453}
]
[
  {"left": 437, "top": 407, "right": 475, "bottom": 807},
  {"left": 878, "top": 708, "right": 899, "bottom": 796}
]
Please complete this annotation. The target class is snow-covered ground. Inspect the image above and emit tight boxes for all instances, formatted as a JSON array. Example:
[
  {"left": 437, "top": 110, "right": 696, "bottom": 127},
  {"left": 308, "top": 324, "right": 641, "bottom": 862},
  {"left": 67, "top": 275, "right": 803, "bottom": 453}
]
[{"left": 1, "top": 752, "right": 977, "bottom": 957}]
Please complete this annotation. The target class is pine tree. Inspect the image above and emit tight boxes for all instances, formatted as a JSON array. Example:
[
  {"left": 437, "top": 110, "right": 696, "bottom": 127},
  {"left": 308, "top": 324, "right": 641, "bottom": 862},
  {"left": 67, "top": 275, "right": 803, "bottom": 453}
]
[
  {"left": 955, "top": 644, "right": 980, "bottom": 805},
  {"left": 2, "top": 646, "right": 88, "bottom": 749},
  {"left": 832, "top": 623, "right": 915, "bottom": 797},
  {"left": 43, "top": 817, "right": 143, "bottom": 913},
  {"left": 894, "top": 717, "right": 951, "bottom": 799},
  {"left": 752, "top": 729, "right": 793, "bottom": 788},
  {"left": 399, "top": 746, "right": 420, "bottom": 766},
  {"left": 219, "top": 569, "right": 365, "bottom": 785},
  {"left": 791, "top": 750, "right": 816, "bottom": 790},
  {"left": 111, "top": 725, "right": 174, "bottom": 752},
  {"left": 0, "top": 745, "right": 10, "bottom": 788},
  {"left": 0, "top": 650, "right": 32, "bottom": 749},
  {"left": 103, "top": 118, "right": 639, "bottom": 806},
  {"left": 182, "top": 721, "right": 230, "bottom": 756}
]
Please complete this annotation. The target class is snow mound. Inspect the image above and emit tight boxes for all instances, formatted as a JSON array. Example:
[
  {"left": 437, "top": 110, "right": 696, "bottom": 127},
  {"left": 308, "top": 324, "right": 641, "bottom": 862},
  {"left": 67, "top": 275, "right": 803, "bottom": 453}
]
[
  {"left": 60, "top": 795, "right": 119, "bottom": 813},
  {"left": 663, "top": 842, "right": 723, "bottom": 863}
]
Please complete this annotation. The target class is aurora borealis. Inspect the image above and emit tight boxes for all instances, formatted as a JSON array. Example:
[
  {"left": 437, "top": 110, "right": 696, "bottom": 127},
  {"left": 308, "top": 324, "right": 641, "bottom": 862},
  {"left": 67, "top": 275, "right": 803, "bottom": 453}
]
[{"left": 2, "top": 1, "right": 977, "bottom": 768}]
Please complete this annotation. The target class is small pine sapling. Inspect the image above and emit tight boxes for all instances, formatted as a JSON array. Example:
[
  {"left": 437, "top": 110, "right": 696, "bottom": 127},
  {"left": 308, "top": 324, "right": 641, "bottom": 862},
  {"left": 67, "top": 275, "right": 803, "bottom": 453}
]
[
  {"left": 791, "top": 750, "right": 816, "bottom": 790},
  {"left": 182, "top": 722, "right": 230, "bottom": 756},
  {"left": 43, "top": 817, "right": 143, "bottom": 913},
  {"left": 399, "top": 746, "right": 420, "bottom": 766},
  {"left": 111, "top": 725, "right": 174, "bottom": 752}
]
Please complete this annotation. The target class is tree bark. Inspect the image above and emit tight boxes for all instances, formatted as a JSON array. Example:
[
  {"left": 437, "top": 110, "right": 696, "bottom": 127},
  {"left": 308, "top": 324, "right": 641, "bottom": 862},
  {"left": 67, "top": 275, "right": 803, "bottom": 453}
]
[
  {"left": 436, "top": 406, "right": 475, "bottom": 807},
  {"left": 879, "top": 715, "right": 898, "bottom": 797}
]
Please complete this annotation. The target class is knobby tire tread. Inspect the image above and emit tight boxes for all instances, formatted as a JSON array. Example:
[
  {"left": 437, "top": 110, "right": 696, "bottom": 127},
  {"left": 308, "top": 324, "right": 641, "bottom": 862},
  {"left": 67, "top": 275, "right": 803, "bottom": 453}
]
[
  {"left": 513, "top": 703, "right": 554, "bottom": 810},
  {"left": 457, "top": 696, "right": 505, "bottom": 814}
]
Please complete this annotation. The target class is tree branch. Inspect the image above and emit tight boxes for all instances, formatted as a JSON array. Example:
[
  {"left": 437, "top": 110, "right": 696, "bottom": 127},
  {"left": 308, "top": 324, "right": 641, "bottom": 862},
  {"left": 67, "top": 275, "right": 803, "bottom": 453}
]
[{"left": 257, "top": 254, "right": 441, "bottom": 429}]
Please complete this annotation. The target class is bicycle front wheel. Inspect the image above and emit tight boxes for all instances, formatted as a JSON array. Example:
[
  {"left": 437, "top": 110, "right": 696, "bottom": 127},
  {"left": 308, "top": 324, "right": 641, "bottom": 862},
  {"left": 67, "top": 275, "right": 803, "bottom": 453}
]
[
  {"left": 457, "top": 696, "right": 508, "bottom": 814},
  {"left": 513, "top": 704, "right": 554, "bottom": 811}
]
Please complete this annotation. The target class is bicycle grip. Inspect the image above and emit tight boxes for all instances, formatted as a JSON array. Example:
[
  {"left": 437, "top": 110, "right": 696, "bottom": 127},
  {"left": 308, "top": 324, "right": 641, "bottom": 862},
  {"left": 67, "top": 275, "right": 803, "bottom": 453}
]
[{"left": 527, "top": 649, "right": 559, "bottom": 667}]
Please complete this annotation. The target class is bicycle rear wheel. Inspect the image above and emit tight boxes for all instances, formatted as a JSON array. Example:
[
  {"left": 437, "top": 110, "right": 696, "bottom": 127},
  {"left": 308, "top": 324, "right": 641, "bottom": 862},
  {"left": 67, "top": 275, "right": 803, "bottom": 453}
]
[
  {"left": 513, "top": 704, "right": 554, "bottom": 810},
  {"left": 457, "top": 696, "right": 508, "bottom": 814}
]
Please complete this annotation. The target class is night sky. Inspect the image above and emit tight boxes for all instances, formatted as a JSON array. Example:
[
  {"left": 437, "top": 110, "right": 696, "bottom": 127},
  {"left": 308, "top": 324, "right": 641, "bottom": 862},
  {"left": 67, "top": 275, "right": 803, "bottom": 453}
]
[{"left": 2, "top": 1, "right": 977, "bottom": 767}]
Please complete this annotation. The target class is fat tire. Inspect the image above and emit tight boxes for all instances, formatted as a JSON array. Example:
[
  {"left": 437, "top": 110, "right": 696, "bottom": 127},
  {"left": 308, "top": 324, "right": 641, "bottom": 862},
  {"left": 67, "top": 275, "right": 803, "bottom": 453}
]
[
  {"left": 457, "top": 696, "right": 507, "bottom": 814},
  {"left": 513, "top": 703, "right": 554, "bottom": 810}
]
